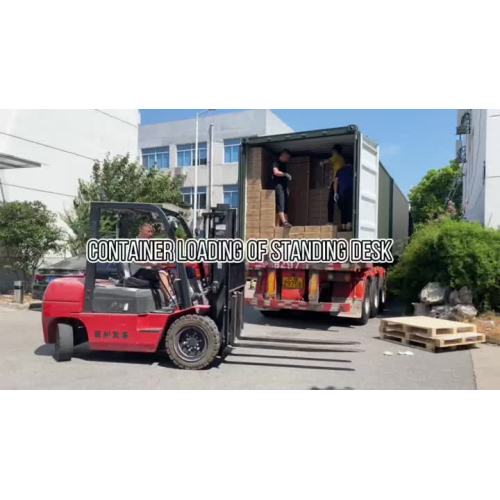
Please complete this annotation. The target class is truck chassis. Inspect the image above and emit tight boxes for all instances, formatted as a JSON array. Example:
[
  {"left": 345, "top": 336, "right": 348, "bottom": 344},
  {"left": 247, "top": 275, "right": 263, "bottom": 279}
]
[{"left": 247, "top": 262, "right": 386, "bottom": 324}]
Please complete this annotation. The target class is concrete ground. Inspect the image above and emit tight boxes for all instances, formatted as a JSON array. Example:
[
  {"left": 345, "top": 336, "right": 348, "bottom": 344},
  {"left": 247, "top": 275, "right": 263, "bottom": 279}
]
[
  {"left": 471, "top": 344, "right": 500, "bottom": 389},
  {"left": 1, "top": 301, "right": 495, "bottom": 389}
]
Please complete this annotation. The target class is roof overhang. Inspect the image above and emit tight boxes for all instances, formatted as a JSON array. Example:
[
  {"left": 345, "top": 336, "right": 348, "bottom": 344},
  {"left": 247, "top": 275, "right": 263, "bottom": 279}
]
[{"left": 0, "top": 153, "right": 41, "bottom": 170}]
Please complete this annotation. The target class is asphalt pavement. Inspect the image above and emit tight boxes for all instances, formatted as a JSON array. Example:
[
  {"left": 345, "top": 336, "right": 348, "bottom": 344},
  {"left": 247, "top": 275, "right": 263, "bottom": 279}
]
[{"left": 0, "top": 301, "right": 485, "bottom": 389}]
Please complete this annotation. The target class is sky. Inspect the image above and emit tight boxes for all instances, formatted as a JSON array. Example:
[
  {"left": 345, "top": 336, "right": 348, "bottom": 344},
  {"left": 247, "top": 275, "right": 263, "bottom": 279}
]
[{"left": 140, "top": 109, "right": 457, "bottom": 195}]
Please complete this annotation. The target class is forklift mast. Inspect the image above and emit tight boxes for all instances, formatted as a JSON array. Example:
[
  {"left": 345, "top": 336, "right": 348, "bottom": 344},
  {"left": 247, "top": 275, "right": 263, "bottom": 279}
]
[{"left": 203, "top": 204, "right": 245, "bottom": 348}]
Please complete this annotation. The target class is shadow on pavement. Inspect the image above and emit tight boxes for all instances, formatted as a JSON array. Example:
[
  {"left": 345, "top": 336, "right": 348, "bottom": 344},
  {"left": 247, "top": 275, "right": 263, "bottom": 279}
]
[
  {"left": 244, "top": 306, "right": 355, "bottom": 331},
  {"left": 228, "top": 352, "right": 352, "bottom": 364},
  {"left": 243, "top": 299, "right": 405, "bottom": 331},
  {"left": 310, "top": 385, "right": 355, "bottom": 390},
  {"left": 34, "top": 343, "right": 355, "bottom": 372},
  {"left": 222, "top": 359, "right": 355, "bottom": 372},
  {"left": 34, "top": 343, "right": 162, "bottom": 367}
]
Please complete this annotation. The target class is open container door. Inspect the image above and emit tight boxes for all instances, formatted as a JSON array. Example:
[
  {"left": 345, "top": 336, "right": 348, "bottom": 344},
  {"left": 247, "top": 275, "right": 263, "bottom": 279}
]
[{"left": 355, "top": 134, "right": 379, "bottom": 239}]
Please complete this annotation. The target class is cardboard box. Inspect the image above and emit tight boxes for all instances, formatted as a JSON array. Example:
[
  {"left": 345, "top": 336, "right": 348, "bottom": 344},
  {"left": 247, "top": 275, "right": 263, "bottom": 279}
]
[
  {"left": 247, "top": 190, "right": 262, "bottom": 201},
  {"left": 288, "top": 226, "right": 305, "bottom": 237},
  {"left": 247, "top": 221, "right": 260, "bottom": 232},
  {"left": 337, "top": 231, "right": 353, "bottom": 240},
  {"left": 247, "top": 230, "right": 260, "bottom": 240},
  {"left": 309, "top": 157, "right": 326, "bottom": 189},
  {"left": 307, "top": 187, "right": 329, "bottom": 225},
  {"left": 247, "top": 147, "right": 263, "bottom": 180},
  {"left": 274, "top": 227, "right": 284, "bottom": 239},
  {"left": 260, "top": 189, "right": 275, "bottom": 203},
  {"left": 247, "top": 178, "right": 262, "bottom": 190},
  {"left": 247, "top": 146, "right": 274, "bottom": 187},
  {"left": 259, "top": 229, "right": 275, "bottom": 240},
  {"left": 319, "top": 224, "right": 337, "bottom": 239},
  {"left": 287, "top": 156, "right": 310, "bottom": 226},
  {"left": 259, "top": 206, "right": 275, "bottom": 220},
  {"left": 304, "top": 225, "right": 322, "bottom": 239}
]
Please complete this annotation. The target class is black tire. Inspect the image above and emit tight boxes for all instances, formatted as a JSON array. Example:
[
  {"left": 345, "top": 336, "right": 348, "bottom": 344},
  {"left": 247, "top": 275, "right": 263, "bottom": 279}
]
[
  {"left": 369, "top": 279, "right": 379, "bottom": 318},
  {"left": 53, "top": 323, "right": 74, "bottom": 362},
  {"left": 165, "top": 314, "right": 221, "bottom": 370},
  {"left": 378, "top": 278, "right": 386, "bottom": 313},
  {"left": 354, "top": 280, "right": 370, "bottom": 325}
]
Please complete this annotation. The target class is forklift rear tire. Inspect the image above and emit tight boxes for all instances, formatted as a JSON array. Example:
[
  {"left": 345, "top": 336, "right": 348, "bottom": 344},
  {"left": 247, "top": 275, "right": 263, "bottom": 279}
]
[
  {"left": 165, "top": 314, "right": 221, "bottom": 370},
  {"left": 53, "top": 323, "right": 74, "bottom": 362},
  {"left": 354, "top": 280, "right": 370, "bottom": 325}
]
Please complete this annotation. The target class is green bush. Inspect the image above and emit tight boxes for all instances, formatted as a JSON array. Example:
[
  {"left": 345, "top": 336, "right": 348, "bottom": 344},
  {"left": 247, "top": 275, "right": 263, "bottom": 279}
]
[{"left": 388, "top": 218, "right": 500, "bottom": 311}]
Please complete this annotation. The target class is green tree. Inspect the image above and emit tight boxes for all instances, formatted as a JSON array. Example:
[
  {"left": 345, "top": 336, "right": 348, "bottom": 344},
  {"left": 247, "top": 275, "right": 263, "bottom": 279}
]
[
  {"left": 388, "top": 218, "right": 500, "bottom": 312},
  {"left": 63, "top": 155, "right": 185, "bottom": 254},
  {"left": 0, "top": 201, "right": 63, "bottom": 284},
  {"left": 409, "top": 160, "right": 462, "bottom": 225}
]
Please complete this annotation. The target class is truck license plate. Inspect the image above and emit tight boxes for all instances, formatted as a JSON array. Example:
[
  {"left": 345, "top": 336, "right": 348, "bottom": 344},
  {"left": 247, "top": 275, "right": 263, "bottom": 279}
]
[{"left": 282, "top": 276, "right": 303, "bottom": 289}]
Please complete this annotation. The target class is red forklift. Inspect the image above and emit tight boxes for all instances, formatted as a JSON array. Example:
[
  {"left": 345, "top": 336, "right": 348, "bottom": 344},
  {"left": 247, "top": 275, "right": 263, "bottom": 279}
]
[{"left": 42, "top": 202, "right": 360, "bottom": 369}]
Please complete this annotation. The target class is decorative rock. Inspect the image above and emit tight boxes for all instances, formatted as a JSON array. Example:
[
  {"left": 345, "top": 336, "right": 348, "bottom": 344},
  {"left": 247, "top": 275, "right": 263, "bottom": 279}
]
[
  {"left": 450, "top": 304, "right": 478, "bottom": 321},
  {"left": 430, "top": 305, "right": 453, "bottom": 319},
  {"left": 412, "top": 302, "right": 431, "bottom": 316},
  {"left": 420, "top": 282, "right": 449, "bottom": 305},
  {"left": 449, "top": 290, "right": 460, "bottom": 305},
  {"left": 458, "top": 286, "right": 473, "bottom": 305}
]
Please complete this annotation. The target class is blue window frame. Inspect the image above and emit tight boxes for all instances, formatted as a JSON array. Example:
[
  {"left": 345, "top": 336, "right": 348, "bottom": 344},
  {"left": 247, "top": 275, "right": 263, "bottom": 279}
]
[
  {"left": 223, "top": 184, "right": 239, "bottom": 209},
  {"left": 177, "top": 143, "right": 207, "bottom": 167},
  {"left": 224, "top": 138, "right": 240, "bottom": 164},
  {"left": 142, "top": 146, "right": 169, "bottom": 169},
  {"left": 181, "top": 186, "right": 207, "bottom": 210}
]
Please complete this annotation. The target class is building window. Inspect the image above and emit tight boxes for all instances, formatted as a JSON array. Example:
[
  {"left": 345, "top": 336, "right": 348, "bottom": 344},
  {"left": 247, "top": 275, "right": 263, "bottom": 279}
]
[
  {"left": 181, "top": 186, "right": 207, "bottom": 210},
  {"left": 177, "top": 143, "right": 207, "bottom": 167},
  {"left": 224, "top": 138, "right": 240, "bottom": 164},
  {"left": 142, "top": 146, "right": 169, "bottom": 169},
  {"left": 223, "top": 184, "right": 239, "bottom": 209}
]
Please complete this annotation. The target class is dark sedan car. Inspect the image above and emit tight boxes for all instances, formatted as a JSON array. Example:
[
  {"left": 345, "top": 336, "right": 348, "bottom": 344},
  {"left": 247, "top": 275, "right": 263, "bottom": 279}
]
[
  {"left": 32, "top": 257, "right": 120, "bottom": 300},
  {"left": 32, "top": 256, "right": 86, "bottom": 300}
]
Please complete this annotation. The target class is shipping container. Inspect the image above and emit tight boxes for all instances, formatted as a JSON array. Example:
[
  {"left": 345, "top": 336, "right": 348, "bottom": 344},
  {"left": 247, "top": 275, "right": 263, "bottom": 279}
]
[
  {"left": 378, "top": 163, "right": 409, "bottom": 257},
  {"left": 239, "top": 125, "right": 409, "bottom": 324}
]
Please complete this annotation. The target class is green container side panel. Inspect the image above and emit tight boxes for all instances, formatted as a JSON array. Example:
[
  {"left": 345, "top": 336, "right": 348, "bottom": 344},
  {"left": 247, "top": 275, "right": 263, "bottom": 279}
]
[
  {"left": 391, "top": 182, "right": 409, "bottom": 257},
  {"left": 378, "top": 164, "right": 392, "bottom": 239}
]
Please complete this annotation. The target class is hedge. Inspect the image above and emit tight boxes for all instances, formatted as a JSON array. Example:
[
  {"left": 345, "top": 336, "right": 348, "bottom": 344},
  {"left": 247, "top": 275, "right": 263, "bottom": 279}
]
[{"left": 388, "top": 218, "right": 500, "bottom": 311}]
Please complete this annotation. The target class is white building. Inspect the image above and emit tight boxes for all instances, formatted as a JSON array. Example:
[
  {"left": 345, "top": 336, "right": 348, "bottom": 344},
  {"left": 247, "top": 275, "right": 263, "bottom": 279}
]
[
  {"left": 139, "top": 110, "right": 293, "bottom": 224},
  {"left": 457, "top": 109, "right": 500, "bottom": 229},
  {"left": 0, "top": 110, "right": 140, "bottom": 216}
]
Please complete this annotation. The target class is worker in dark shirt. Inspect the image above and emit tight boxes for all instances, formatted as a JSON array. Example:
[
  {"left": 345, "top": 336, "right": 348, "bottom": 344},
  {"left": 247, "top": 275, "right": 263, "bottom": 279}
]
[
  {"left": 334, "top": 163, "right": 354, "bottom": 231},
  {"left": 272, "top": 149, "right": 292, "bottom": 227}
]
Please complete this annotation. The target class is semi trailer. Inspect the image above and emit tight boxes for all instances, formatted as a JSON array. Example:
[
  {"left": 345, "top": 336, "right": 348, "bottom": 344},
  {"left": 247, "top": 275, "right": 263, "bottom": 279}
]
[{"left": 238, "top": 125, "right": 410, "bottom": 324}]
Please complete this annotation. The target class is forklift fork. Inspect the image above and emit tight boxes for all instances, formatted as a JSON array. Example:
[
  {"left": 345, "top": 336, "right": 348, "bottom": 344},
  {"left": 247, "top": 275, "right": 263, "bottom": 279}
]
[
  {"left": 203, "top": 205, "right": 362, "bottom": 358},
  {"left": 224, "top": 290, "right": 361, "bottom": 357}
]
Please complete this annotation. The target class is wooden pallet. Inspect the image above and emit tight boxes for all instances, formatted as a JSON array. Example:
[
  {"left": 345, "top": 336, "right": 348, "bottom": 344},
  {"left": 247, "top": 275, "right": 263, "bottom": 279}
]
[
  {"left": 380, "top": 316, "right": 477, "bottom": 339},
  {"left": 380, "top": 327, "right": 485, "bottom": 352}
]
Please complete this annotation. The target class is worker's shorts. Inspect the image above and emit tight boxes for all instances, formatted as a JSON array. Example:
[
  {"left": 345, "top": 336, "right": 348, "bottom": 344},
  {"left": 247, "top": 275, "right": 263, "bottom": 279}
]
[{"left": 275, "top": 184, "right": 289, "bottom": 213}]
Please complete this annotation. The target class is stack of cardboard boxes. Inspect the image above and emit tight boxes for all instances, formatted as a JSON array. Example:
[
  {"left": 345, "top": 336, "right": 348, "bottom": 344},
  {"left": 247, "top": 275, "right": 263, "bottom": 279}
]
[{"left": 245, "top": 147, "right": 338, "bottom": 240}]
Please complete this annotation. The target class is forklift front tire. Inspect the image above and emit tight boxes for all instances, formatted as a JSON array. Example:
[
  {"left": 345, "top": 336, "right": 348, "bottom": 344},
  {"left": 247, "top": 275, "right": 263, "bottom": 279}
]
[
  {"left": 165, "top": 314, "right": 221, "bottom": 370},
  {"left": 53, "top": 323, "right": 74, "bottom": 362}
]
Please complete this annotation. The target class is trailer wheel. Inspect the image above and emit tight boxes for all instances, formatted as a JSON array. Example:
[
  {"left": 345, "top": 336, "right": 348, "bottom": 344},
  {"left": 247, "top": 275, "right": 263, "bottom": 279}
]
[
  {"left": 369, "top": 279, "right": 379, "bottom": 318},
  {"left": 165, "top": 314, "right": 221, "bottom": 370},
  {"left": 354, "top": 280, "right": 370, "bottom": 325},
  {"left": 378, "top": 279, "right": 386, "bottom": 313},
  {"left": 53, "top": 323, "right": 74, "bottom": 362}
]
